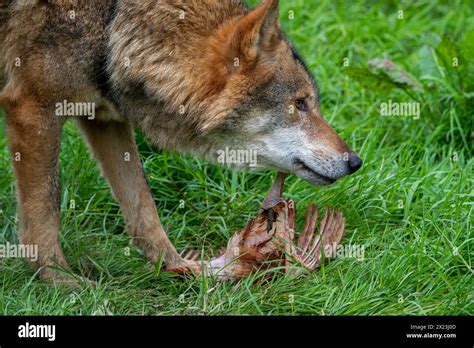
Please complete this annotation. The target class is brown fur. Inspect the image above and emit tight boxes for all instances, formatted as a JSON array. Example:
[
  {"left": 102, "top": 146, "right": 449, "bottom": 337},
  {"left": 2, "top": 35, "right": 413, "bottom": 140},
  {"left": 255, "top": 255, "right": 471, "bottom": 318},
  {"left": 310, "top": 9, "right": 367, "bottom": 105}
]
[{"left": 0, "top": 0, "right": 361, "bottom": 283}]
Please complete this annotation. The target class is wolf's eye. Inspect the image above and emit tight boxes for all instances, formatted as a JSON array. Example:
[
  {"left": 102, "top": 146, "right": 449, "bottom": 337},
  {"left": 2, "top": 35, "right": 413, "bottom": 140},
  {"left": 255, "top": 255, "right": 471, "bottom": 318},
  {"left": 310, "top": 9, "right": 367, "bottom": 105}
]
[{"left": 295, "top": 98, "right": 308, "bottom": 112}]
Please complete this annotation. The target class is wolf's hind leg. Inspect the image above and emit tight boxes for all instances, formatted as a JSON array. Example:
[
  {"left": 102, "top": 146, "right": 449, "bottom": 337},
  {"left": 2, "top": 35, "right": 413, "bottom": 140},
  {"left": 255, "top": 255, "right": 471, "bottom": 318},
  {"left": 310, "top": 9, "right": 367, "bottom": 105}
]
[
  {"left": 76, "top": 115, "right": 196, "bottom": 271},
  {"left": 4, "top": 97, "right": 75, "bottom": 284}
]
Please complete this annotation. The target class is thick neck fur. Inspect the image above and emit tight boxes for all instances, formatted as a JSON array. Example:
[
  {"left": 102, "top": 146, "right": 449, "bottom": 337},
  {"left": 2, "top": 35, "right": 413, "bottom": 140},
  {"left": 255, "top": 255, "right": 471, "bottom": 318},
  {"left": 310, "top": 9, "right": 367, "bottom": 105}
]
[{"left": 108, "top": 0, "right": 251, "bottom": 155}]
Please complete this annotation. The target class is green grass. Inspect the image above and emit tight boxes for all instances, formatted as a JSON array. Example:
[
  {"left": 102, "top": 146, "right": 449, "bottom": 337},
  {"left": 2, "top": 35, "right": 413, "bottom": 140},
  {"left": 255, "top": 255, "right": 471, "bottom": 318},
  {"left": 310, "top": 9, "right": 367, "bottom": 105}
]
[{"left": 0, "top": 0, "right": 472, "bottom": 315}]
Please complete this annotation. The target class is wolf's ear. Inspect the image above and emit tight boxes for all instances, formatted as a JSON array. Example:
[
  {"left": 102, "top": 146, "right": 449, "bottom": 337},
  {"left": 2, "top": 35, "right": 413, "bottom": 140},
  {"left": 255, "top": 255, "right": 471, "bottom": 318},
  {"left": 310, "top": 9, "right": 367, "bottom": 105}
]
[{"left": 229, "top": 0, "right": 281, "bottom": 67}]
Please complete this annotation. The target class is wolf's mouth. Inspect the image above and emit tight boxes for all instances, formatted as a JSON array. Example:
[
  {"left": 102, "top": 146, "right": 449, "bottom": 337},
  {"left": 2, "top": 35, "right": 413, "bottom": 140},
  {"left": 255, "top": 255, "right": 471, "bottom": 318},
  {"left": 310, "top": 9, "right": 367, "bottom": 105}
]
[{"left": 294, "top": 158, "right": 337, "bottom": 185}]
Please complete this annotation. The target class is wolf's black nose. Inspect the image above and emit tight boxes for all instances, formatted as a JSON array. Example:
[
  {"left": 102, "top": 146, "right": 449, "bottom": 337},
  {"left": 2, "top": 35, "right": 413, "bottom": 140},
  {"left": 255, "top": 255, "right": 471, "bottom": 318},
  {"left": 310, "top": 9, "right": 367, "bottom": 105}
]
[{"left": 348, "top": 152, "right": 363, "bottom": 173}]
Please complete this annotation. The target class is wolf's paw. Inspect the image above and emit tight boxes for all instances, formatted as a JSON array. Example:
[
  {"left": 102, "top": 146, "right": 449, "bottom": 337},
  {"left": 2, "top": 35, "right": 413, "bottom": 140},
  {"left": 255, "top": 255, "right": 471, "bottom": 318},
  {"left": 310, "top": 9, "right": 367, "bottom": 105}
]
[
  {"left": 164, "top": 254, "right": 203, "bottom": 275},
  {"left": 39, "top": 267, "right": 96, "bottom": 288}
]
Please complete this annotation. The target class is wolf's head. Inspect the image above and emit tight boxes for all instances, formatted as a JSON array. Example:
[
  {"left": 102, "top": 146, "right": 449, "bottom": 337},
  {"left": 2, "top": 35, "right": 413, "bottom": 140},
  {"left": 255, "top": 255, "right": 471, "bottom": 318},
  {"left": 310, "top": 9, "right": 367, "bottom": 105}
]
[{"left": 202, "top": 0, "right": 362, "bottom": 185}]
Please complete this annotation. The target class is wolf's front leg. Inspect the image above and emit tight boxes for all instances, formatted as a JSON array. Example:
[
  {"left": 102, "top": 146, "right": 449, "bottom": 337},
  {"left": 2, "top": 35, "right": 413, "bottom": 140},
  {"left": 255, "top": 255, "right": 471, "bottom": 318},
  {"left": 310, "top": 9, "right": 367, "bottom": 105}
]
[
  {"left": 76, "top": 116, "right": 198, "bottom": 272},
  {"left": 4, "top": 97, "right": 75, "bottom": 284}
]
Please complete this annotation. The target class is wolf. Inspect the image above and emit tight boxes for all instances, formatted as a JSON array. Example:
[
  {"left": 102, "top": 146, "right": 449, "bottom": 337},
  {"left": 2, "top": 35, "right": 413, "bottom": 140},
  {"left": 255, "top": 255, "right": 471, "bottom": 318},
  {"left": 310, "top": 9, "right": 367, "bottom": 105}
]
[{"left": 0, "top": 0, "right": 362, "bottom": 283}]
